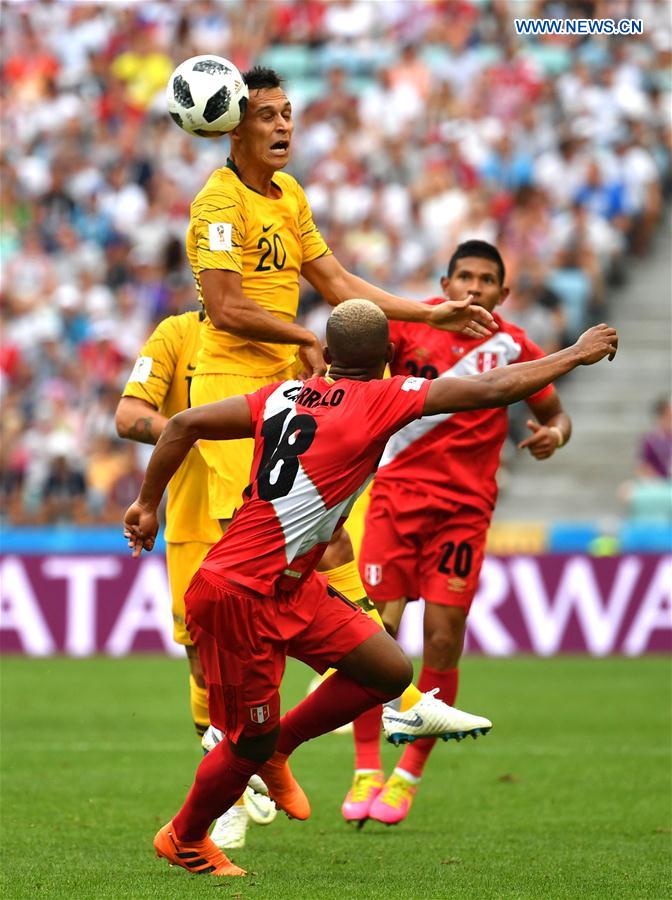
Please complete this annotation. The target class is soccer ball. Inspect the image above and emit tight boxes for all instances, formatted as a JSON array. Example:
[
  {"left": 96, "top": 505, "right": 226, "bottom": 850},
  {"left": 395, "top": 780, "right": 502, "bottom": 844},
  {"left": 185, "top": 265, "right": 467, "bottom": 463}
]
[{"left": 166, "top": 55, "right": 248, "bottom": 138}]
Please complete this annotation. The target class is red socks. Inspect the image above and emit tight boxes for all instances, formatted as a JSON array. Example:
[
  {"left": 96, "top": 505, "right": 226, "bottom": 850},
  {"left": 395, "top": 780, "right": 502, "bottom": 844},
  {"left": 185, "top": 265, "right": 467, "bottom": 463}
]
[
  {"left": 172, "top": 738, "right": 259, "bottom": 842},
  {"left": 353, "top": 704, "right": 383, "bottom": 770},
  {"left": 277, "top": 671, "right": 390, "bottom": 757},
  {"left": 398, "top": 666, "right": 459, "bottom": 779}
]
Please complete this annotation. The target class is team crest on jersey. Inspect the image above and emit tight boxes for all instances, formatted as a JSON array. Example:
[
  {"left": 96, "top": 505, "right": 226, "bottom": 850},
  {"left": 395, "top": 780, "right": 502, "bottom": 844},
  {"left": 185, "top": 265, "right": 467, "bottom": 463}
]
[
  {"left": 364, "top": 563, "right": 383, "bottom": 586},
  {"left": 477, "top": 351, "right": 499, "bottom": 372},
  {"left": 250, "top": 704, "right": 271, "bottom": 724},
  {"left": 208, "top": 222, "right": 233, "bottom": 251}
]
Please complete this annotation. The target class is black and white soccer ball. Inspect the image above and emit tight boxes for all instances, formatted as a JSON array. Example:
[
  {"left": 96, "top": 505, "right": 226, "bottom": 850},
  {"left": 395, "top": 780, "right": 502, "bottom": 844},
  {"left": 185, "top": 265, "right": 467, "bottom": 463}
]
[{"left": 166, "top": 55, "right": 248, "bottom": 138}]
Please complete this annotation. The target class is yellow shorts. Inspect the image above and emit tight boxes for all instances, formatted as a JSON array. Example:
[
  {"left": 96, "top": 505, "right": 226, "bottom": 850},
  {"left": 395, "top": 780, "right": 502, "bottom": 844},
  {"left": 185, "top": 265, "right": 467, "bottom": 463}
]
[
  {"left": 343, "top": 482, "right": 372, "bottom": 562},
  {"left": 166, "top": 540, "right": 214, "bottom": 645},
  {"left": 190, "top": 366, "right": 299, "bottom": 520}
]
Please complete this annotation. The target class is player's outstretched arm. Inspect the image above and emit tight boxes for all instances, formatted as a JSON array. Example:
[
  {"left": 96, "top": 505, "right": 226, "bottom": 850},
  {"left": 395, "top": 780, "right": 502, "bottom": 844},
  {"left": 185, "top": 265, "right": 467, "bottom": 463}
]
[
  {"left": 301, "top": 255, "right": 496, "bottom": 339},
  {"left": 422, "top": 324, "right": 618, "bottom": 417},
  {"left": 123, "top": 396, "right": 254, "bottom": 557}
]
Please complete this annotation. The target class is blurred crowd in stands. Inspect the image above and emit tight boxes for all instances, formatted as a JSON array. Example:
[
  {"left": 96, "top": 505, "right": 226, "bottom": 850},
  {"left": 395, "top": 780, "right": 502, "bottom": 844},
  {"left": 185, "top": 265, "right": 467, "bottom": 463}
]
[{"left": 1, "top": 0, "right": 670, "bottom": 525}]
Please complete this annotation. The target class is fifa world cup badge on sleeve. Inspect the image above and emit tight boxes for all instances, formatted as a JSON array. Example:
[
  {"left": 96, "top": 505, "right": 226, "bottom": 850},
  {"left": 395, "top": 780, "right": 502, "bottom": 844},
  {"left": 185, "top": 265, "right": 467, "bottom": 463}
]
[
  {"left": 129, "top": 356, "right": 153, "bottom": 383},
  {"left": 209, "top": 222, "right": 233, "bottom": 251}
]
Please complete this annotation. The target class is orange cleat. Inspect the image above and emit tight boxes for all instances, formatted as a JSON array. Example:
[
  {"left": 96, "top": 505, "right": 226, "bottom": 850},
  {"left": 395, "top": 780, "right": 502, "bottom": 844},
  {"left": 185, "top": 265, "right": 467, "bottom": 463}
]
[
  {"left": 153, "top": 821, "right": 246, "bottom": 877},
  {"left": 259, "top": 752, "right": 311, "bottom": 820}
]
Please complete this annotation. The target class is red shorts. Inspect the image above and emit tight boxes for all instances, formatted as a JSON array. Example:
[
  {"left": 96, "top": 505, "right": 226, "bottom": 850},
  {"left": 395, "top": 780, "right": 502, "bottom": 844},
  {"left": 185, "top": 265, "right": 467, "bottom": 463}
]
[
  {"left": 359, "top": 487, "right": 490, "bottom": 611},
  {"left": 184, "top": 569, "right": 380, "bottom": 742}
]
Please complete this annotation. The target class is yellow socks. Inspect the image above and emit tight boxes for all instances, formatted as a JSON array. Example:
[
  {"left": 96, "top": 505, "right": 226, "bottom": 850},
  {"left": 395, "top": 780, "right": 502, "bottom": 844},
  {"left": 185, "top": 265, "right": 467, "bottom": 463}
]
[
  {"left": 189, "top": 674, "right": 210, "bottom": 738},
  {"left": 399, "top": 683, "right": 422, "bottom": 710}
]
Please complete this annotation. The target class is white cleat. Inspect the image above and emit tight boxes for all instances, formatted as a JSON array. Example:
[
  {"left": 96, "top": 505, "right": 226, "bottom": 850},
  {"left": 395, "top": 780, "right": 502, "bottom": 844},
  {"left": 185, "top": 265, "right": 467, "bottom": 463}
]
[
  {"left": 382, "top": 689, "right": 492, "bottom": 746},
  {"left": 244, "top": 785, "right": 277, "bottom": 825},
  {"left": 210, "top": 804, "right": 249, "bottom": 849},
  {"left": 248, "top": 773, "right": 270, "bottom": 796}
]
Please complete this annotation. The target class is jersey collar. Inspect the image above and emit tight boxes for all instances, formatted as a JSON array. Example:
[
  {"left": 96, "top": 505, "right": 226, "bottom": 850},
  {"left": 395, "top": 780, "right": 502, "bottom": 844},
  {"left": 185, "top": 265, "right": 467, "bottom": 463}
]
[{"left": 226, "top": 157, "right": 281, "bottom": 197}]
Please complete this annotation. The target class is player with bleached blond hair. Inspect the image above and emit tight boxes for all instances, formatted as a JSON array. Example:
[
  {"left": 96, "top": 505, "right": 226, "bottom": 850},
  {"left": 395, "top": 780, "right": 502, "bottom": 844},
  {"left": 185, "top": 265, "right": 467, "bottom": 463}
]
[{"left": 124, "top": 299, "right": 618, "bottom": 878}]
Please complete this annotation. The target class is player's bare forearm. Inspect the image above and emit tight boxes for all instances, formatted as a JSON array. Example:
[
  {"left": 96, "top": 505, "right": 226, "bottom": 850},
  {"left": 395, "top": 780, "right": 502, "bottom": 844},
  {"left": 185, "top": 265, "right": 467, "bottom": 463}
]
[
  {"left": 423, "top": 324, "right": 618, "bottom": 417},
  {"left": 211, "top": 292, "right": 315, "bottom": 344},
  {"left": 303, "top": 255, "right": 433, "bottom": 322},
  {"left": 201, "top": 269, "right": 315, "bottom": 347},
  {"left": 125, "top": 398, "right": 253, "bottom": 553},
  {"left": 520, "top": 393, "right": 573, "bottom": 456},
  {"left": 424, "top": 347, "right": 582, "bottom": 416},
  {"left": 116, "top": 397, "right": 168, "bottom": 445},
  {"left": 137, "top": 397, "right": 254, "bottom": 511},
  {"left": 302, "top": 255, "right": 494, "bottom": 337}
]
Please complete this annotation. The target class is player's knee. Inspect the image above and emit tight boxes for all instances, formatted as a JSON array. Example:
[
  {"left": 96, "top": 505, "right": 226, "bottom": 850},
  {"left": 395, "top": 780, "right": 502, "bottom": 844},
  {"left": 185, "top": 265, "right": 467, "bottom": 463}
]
[
  {"left": 424, "top": 629, "right": 463, "bottom": 670},
  {"left": 232, "top": 725, "right": 279, "bottom": 764}
]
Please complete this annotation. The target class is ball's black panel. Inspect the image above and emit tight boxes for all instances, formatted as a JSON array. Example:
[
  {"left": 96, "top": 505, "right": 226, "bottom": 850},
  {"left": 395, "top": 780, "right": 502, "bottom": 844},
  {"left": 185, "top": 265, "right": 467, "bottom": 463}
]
[
  {"left": 203, "top": 84, "right": 231, "bottom": 123},
  {"left": 193, "top": 59, "right": 230, "bottom": 76},
  {"left": 169, "top": 111, "right": 183, "bottom": 127},
  {"left": 238, "top": 96, "right": 248, "bottom": 119},
  {"left": 173, "top": 75, "right": 194, "bottom": 108}
]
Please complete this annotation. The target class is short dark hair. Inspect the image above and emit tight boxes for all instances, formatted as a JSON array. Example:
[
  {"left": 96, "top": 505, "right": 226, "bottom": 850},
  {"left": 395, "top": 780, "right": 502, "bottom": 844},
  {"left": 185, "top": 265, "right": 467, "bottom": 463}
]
[
  {"left": 447, "top": 240, "right": 506, "bottom": 285},
  {"left": 242, "top": 66, "right": 284, "bottom": 91}
]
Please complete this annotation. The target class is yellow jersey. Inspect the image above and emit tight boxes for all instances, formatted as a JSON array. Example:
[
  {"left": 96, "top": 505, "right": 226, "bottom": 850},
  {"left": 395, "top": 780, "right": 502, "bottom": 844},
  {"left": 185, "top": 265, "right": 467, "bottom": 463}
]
[
  {"left": 186, "top": 160, "right": 330, "bottom": 377},
  {"left": 121, "top": 311, "right": 222, "bottom": 545}
]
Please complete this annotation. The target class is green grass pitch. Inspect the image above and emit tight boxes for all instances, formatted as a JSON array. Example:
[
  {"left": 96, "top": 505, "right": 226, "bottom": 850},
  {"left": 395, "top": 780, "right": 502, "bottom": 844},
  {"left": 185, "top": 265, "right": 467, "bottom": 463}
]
[{"left": 1, "top": 655, "right": 670, "bottom": 899}]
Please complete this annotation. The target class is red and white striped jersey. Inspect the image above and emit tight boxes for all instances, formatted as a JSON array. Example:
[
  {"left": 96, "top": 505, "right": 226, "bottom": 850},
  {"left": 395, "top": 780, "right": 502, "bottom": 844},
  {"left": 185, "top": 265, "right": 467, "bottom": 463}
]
[
  {"left": 200, "top": 373, "right": 431, "bottom": 596},
  {"left": 379, "top": 300, "right": 554, "bottom": 514}
]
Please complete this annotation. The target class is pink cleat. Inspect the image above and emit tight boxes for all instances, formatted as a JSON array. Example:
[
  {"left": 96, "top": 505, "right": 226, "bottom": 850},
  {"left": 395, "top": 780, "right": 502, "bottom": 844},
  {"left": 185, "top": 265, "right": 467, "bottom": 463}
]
[
  {"left": 368, "top": 772, "right": 417, "bottom": 825},
  {"left": 341, "top": 770, "right": 385, "bottom": 827}
]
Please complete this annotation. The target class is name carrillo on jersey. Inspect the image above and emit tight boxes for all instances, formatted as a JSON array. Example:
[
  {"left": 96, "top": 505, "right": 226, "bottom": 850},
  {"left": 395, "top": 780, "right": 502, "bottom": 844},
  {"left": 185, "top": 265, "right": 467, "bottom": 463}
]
[{"left": 261, "top": 381, "right": 372, "bottom": 562}]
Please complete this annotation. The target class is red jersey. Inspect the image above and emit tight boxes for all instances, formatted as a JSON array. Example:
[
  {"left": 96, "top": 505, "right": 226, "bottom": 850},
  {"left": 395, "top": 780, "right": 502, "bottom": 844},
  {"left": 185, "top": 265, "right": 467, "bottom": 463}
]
[
  {"left": 200, "top": 374, "right": 431, "bottom": 596},
  {"left": 379, "top": 299, "right": 554, "bottom": 514}
]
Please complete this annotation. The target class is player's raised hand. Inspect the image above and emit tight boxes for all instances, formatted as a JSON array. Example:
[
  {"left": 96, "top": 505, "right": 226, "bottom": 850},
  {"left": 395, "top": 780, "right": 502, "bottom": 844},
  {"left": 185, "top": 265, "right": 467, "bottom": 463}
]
[
  {"left": 518, "top": 420, "right": 560, "bottom": 459},
  {"left": 298, "top": 335, "right": 327, "bottom": 379},
  {"left": 428, "top": 294, "right": 497, "bottom": 339},
  {"left": 574, "top": 324, "right": 619, "bottom": 365},
  {"left": 123, "top": 500, "right": 159, "bottom": 558}
]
